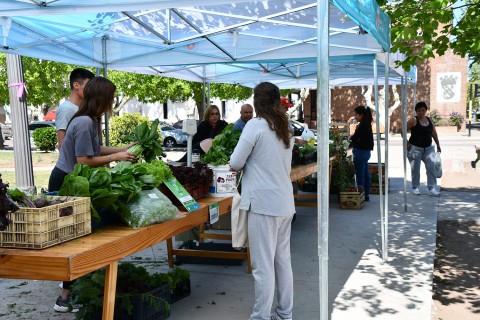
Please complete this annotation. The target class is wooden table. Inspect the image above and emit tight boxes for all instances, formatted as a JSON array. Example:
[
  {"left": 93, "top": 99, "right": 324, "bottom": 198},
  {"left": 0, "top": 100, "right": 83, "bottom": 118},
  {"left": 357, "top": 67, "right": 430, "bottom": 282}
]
[
  {"left": 0, "top": 196, "right": 233, "bottom": 320},
  {"left": 167, "top": 163, "right": 320, "bottom": 272}
]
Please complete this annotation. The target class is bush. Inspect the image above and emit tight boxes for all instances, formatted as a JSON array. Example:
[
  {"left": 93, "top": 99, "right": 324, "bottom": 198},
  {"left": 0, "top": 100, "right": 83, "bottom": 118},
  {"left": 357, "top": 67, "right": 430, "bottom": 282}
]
[
  {"left": 32, "top": 127, "right": 57, "bottom": 152},
  {"left": 449, "top": 111, "right": 464, "bottom": 126},
  {"left": 430, "top": 109, "right": 442, "bottom": 126},
  {"left": 109, "top": 113, "right": 149, "bottom": 146}
]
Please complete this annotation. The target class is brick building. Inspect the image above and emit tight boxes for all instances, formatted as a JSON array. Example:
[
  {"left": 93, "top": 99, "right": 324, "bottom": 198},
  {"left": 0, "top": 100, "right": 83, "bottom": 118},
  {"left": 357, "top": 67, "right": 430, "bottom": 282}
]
[{"left": 302, "top": 50, "right": 468, "bottom": 132}]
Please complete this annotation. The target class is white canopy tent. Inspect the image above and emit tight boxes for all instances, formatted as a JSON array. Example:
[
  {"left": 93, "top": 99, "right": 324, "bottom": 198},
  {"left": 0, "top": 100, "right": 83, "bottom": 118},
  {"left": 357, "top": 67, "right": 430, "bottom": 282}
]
[{"left": 1, "top": 1, "right": 400, "bottom": 318}]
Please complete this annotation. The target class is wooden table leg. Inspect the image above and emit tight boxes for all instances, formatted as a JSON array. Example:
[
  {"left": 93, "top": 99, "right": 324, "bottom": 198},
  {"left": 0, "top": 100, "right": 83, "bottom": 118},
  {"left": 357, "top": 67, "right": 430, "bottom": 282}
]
[
  {"left": 247, "top": 247, "right": 252, "bottom": 274},
  {"left": 167, "top": 238, "right": 174, "bottom": 268},
  {"left": 102, "top": 261, "right": 118, "bottom": 320}
]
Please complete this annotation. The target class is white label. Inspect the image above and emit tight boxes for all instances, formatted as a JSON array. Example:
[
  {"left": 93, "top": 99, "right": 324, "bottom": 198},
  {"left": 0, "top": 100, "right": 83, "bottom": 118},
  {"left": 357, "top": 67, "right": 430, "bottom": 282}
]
[
  {"left": 148, "top": 193, "right": 158, "bottom": 199},
  {"left": 209, "top": 202, "right": 219, "bottom": 224}
]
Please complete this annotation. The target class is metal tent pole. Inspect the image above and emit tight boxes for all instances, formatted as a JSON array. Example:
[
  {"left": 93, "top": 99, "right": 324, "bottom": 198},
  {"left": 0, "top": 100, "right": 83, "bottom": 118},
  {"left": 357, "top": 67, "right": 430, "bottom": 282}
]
[
  {"left": 401, "top": 76, "right": 408, "bottom": 212},
  {"left": 383, "top": 52, "right": 390, "bottom": 262},
  {"left": 373, "top": 59, "right": 385, "bottom": 260},
  {"left": 6, "top": 53, "right": 35, "bottom": 193},
  {"left": 316, "top": 0, "right": 329, "bottom": 319},
  {"left": 102, "top": 36, "right": 110, "bottom": 146}
]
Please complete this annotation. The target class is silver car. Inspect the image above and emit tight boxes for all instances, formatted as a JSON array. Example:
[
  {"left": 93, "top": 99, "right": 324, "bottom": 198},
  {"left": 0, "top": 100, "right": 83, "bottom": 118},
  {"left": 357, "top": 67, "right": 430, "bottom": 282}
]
[
  {"left": 1, "top": 122, "right": 12, "bottom": 141},
  {"left": 159, "top": 122, "right": 188, "bottom": 147}
]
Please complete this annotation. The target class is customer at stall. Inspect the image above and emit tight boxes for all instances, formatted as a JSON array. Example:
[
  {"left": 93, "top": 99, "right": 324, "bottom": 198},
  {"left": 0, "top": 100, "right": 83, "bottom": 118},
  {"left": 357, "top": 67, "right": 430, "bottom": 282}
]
[
  {"left": 350, "top": 105, "right": 374, "bottom": 201},
  {"left": 230, "top": 82, "right": 295, "bottom": 320},
  {"left": 178, "top": 104, "right": 228, "bottom": 162},
  {"left": 56, "top": 68, "right": 95, "bottom": 151},
  {"left": 233, "top": 103, "right": 254, "bottom": 131},
  {"left": 407, "top": 101, "right": 441, "bottom": 196},
  {"left": 49, "top": 77, "right": 137, "bottom": 313}
]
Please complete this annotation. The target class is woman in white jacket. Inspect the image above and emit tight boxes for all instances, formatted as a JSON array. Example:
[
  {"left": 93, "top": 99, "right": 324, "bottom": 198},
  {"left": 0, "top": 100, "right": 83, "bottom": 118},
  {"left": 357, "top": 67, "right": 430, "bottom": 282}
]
[{"left": 230, "top": 82, "right": 295, "bottom": 320}]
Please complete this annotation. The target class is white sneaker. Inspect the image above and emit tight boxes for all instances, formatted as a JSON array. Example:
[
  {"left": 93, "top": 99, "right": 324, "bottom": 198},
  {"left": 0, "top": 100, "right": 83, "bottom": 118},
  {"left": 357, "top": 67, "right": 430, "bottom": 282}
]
[
  {"left": 412, "top": 188, "right": 420, "bottom": 195},
  {"left": 429, "top": 188, "right": 440, "bottom": 197}
]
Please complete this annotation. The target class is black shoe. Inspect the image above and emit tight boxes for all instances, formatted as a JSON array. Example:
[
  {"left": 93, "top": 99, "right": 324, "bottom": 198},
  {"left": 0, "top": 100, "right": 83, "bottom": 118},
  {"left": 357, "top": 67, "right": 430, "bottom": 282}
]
[
  {"left": 53, "top": 295, "right": 80, "bottom": 313},
  {"left": 365, "top": 195, "right": 370, "bottom": 202},
  {"left": 472, "top": 161, "right": 476, "bottom": 169}
]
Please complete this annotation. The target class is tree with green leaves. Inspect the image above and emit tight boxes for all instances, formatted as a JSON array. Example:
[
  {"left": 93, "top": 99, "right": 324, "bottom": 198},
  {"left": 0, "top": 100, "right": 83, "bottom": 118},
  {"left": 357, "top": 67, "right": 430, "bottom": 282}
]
[
  {"left": 0, "top": 53, "right": 73, "bottom": 111},
  {"left": 1, "top": 53, "right": 254, "bottom": 119},
  {"left": 379, "top": 0, "right": 480, "bottom": 70}
]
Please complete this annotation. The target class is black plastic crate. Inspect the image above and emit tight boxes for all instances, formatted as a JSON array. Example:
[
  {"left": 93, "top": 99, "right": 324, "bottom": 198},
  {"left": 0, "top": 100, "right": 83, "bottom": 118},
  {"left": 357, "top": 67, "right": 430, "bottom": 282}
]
[{"left": 170, "top": 279, "right": 191, "bottom": 304}]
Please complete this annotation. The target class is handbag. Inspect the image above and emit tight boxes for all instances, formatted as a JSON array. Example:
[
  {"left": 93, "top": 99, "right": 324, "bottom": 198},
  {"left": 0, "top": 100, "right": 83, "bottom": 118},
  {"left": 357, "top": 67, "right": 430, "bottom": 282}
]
[
  {"left": 231, "top": 171, "right": 249, "bottom": 248},
  {"left": 434, "top": 152, "right": 443, "bottom": 178}
]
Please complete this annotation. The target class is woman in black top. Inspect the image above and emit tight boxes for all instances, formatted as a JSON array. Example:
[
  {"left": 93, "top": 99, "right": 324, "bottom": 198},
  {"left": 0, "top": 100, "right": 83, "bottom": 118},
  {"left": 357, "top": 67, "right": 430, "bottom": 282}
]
[
  {"left": 193, "top": 104, "right": 228, "bottom": 146},
  {"left": 350, "top": 105, "right": 374, "bottom": 201},
  {"left": 178, "top": 105, "right": 228, "bottom": 162},
  {"left": 407, "top": 101, "right": 441, "bottom": 196}
]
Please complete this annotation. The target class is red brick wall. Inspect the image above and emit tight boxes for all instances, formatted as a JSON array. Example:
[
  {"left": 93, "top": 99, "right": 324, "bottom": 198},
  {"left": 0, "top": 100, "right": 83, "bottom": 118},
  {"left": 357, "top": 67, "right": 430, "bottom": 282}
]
[{"left": 302, "top": 54, "right": 467, "bottom": 132}]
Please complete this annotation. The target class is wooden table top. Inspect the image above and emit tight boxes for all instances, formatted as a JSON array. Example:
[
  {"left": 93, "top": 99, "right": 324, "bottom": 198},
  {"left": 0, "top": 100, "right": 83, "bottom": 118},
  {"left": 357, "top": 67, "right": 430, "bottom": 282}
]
[
  {"left": 0, "top": 163, "right": 318, "bottom": 281},
  {"left": 0, "top": 197, "right": 233, "bottom": 281}
]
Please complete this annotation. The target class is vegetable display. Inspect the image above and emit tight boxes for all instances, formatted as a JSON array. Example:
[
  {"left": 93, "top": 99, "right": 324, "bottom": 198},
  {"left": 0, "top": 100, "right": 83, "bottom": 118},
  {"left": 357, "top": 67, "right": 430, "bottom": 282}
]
[
  {"left": 127, "top": 118, "right": 164, "bottom": 162},
  {"left": 202, "top": 123, "right": 241, "bottom": 165},
  {"left": 58, "top": 161, "right": 174, "bottom": 225}
]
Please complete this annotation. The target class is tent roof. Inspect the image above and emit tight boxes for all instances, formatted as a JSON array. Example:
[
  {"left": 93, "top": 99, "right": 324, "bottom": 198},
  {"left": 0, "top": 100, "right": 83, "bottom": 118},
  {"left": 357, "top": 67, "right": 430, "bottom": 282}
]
[{"left": 0, "top": 0, "right": 401, "bottom": 88}]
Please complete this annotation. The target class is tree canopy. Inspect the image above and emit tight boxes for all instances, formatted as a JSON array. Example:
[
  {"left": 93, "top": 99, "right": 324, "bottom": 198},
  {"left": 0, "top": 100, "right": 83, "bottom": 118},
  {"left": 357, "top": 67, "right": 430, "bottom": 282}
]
[
  {"left": 0, "top": 53, "right": 254, "bottom": 117},
  {"left": 379, "top": 0, "right": 480, "bottom": 70}
]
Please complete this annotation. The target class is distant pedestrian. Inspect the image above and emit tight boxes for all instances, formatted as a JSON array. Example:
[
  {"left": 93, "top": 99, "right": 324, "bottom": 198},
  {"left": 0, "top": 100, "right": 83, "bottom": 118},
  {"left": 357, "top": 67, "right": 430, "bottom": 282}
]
[
  {"left": 407, "top": 101, "right": 441, "bottom": 196},
  {"left": 349, "top": 105, "right": 374, "bottom": 201}
]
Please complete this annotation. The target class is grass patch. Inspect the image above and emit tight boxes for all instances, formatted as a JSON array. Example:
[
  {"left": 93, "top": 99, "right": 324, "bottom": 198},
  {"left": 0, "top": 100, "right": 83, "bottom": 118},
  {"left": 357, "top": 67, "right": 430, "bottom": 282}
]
[
  {"left": 0, "top": 170, "right": 52, "bottom": 191},
  {"left": 0, "top": 150, "right": 56, "bottom": 191},
  {"left": 0, "top": 150, "right": 58, "bottom": 168}
]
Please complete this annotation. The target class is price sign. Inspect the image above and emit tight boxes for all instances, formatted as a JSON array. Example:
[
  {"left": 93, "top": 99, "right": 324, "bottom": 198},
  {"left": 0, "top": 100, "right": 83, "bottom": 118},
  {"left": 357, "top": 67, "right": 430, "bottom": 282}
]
[
  {"left": 209, "top": 202, "right": 219, "bottom": 224},
  {"left": 163, "top": 177, "right": 200, "bottom": 212}
]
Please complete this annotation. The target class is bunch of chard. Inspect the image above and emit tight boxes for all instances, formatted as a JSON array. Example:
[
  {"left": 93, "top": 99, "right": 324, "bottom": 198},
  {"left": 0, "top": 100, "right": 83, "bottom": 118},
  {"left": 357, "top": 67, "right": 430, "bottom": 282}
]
[{"left": 128, "top": 119, "right": 164, "bottom": 162}]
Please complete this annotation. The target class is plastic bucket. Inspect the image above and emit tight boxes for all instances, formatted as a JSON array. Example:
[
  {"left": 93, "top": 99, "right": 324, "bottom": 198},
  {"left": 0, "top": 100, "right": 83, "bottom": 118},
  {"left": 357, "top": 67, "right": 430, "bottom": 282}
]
[{"left": 208, "top": 165, "right": 236, "bottom": 197}]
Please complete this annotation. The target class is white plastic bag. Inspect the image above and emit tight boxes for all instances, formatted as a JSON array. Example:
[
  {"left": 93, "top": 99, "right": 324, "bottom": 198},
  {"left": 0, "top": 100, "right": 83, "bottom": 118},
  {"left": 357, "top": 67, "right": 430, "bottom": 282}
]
[
  {"left": 301, "top": 127, "right": 315, "bottom": 140},
  {"left": 434, "top": 152, "right": 443, "bottom": 178}
]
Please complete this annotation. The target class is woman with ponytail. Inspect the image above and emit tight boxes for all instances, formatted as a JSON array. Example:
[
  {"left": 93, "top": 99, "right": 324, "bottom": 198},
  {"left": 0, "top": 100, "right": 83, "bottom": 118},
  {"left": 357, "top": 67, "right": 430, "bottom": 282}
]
[
  {"left": 350, "top": 105, "right": 374, "bottom": 201},
  {"left": 230, "top": 82, "right": 295, "bottom": 320}
]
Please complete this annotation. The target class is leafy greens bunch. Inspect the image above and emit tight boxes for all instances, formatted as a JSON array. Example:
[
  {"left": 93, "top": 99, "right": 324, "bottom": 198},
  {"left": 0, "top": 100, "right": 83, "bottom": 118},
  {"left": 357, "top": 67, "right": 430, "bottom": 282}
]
[
  {"left": 127, "top": 119, "right": 164, "bottom": 162},
  {"left": 202, "top": 123, "right": 241, "bottom": 165},
  {"left": 58, "top": 161, "right": 173, "bottom": 222}
]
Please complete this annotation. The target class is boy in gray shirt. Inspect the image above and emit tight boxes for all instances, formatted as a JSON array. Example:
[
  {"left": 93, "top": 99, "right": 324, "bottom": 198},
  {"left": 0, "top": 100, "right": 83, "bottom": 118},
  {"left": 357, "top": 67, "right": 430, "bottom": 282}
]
[{"left": 56, "top": 68, "right": 95, "bottom": 151}]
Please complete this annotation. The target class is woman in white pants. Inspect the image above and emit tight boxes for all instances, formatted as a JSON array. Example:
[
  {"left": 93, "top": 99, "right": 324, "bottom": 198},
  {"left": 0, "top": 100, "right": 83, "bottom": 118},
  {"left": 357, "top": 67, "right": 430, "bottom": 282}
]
[{"left": 230, "top": 82, "right": 295, "bottom": 320}]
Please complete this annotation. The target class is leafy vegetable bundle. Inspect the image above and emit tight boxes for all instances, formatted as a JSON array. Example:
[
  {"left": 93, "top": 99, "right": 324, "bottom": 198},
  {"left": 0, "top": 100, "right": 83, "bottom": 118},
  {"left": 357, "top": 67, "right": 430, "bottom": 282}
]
[
  {"left": 127, "top": 119, "right": 164, "bottom": 162},
  {"left": 202, "top": 123, "right": 241, "bottom": 165},
  {"left": 58, "top": 161, "right": 174, "bottom": 225}
]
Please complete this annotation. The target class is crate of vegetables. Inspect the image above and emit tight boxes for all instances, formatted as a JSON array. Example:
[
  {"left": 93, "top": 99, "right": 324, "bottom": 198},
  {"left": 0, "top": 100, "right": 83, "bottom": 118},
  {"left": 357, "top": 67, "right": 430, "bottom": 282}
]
[{"left": 0, "top": 195, "right": 91, "bottom": 249}]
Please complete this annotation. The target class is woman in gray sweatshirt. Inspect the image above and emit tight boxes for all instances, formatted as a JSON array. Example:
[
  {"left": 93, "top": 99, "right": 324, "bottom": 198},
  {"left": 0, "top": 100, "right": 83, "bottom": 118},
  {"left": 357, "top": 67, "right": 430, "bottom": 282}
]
[{"left": 230, "top": 82, "right": 295, "bottom": 320}]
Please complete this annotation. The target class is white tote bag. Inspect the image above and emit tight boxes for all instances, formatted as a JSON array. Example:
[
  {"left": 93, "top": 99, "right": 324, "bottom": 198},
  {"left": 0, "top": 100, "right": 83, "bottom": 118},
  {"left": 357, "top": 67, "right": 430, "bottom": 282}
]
[{"left": 231, "top": 172, "right": 249, "bottom": 248}]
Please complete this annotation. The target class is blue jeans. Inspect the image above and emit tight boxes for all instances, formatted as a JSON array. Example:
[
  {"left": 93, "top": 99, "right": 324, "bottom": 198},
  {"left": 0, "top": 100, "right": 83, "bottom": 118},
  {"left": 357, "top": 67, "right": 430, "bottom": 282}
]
[{"left": 353, "top": 148, "right": 371, "bottom": 196}]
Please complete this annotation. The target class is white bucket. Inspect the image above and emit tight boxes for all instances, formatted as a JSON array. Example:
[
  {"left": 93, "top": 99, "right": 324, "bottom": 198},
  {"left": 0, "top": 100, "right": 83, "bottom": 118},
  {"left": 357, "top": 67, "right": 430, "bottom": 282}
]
[{"left": 208, "top": 165, "right": 237, "bottom": 197}]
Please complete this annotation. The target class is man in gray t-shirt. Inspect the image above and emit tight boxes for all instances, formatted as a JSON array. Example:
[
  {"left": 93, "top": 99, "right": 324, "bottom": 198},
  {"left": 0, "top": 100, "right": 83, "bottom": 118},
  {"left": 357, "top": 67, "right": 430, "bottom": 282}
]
[{"left": 56, "top": 68, "right": 95, "bottom": 151}]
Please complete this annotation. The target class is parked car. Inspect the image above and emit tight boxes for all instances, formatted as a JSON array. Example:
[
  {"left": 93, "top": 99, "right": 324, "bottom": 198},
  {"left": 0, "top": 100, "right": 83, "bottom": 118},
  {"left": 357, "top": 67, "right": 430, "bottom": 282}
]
[
  {"left": 290, "top": 119, "right": 318, "bottom": 137},
  {"left": 159, "top": 122, "right": 188, "bottom": 147},
  {"left": 1, "top": 122, "right": 12, "bottom": 140},
  {"left": 172, "top": 119, "right": 199, "bottom": 130},
  {"left": 28, "top": 121, "right": 55, "bottom": 149}
]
